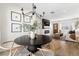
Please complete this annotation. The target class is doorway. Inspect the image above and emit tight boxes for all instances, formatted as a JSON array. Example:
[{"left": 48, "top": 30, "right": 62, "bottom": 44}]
[{"left": 53, "top": 23, "right": 59, "bottom": 34}]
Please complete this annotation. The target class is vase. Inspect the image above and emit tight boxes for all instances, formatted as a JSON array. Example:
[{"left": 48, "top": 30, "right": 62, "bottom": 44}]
[
  {"left": 30, "top": 32, "right": 35, "bottom": 39},
  {"left": 30, "top": 32, "right": 35, "bottom": 45}
]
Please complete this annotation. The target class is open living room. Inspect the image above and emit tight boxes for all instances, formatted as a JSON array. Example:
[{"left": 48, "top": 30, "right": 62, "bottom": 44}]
[{"left": 0, "top": 3, "right": 79, "bottom": 56}]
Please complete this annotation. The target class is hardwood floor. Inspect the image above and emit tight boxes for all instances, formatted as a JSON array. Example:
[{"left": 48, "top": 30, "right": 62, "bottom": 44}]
[
  {"left": 1, "top": 39, "right": 79, "bottom": 56},
  {"left": 43, "top": 39, "right": 79, "bottom": 56}
]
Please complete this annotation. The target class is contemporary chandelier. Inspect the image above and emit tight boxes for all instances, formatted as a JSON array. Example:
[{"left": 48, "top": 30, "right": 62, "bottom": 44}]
[{"left": 21, "top": 3, "right": 45, "bottom": 20}]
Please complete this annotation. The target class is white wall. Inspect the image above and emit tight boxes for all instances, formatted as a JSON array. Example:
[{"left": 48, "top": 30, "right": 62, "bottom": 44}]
[
  {"left": 0, "top": 18, "right": 1, "bottom": 43},
  {"left": 0, "top": 5, "right": 28, "bottom": 43},
  {"left": 0, "top": 10, "right": 1, "bottom": 42},
  {"left": 0, "top": 5, "right": 4, "bottom": 44},
  {"left": 0, "top": 4, "right": 43, "bottom": 43},
  {"left": 52, "top": 18, "right": 77, "bottom": 35}
]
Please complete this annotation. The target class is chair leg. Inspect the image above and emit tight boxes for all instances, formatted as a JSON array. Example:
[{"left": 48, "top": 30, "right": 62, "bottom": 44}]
[
  {"left": 37, "top": 48, "right": 45, "bottom": 56},
  {"left": 40, "top": 50, "right": 44, "bottom": 56},
  {"left": 9, "top": 42, "right": 15, "bottom": 56},
  {"left": 26, "top": 52, "right": 33, "bottom": 56},
  {"left": 23, "top": 46, "right": 34, "bottom": 56},
  {"left": 12, "top": 49, "right": 18, "bottom": 56}
]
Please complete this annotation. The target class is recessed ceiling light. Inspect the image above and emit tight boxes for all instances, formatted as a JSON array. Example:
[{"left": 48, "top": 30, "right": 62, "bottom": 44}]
[{"left": 50, "top": 11, "right": 55, "bottom": 14}]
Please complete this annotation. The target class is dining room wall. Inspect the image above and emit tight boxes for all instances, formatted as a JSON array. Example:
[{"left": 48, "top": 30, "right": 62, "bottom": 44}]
[{"left": 0, "top": 4, "right": 42, "bottom": 43}]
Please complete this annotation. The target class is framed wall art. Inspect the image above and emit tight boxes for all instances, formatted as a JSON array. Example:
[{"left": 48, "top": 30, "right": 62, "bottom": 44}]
[
  {"left": 11, "top": 11, "right": 21, "bottom": 22},
  {"left": 11, "top": 23, "right": 22, "bottom": 32},
  {"left": 23, "top": 15, "right": 31, "bottom": 23},
  {"left": 62, "top": 25, "right": 72, "bottom": 30}
]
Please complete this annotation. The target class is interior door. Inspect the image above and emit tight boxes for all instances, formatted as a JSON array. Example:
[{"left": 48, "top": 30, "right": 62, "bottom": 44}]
[{"left": 53, "top": 23, "right": 58, "bottom": 34}]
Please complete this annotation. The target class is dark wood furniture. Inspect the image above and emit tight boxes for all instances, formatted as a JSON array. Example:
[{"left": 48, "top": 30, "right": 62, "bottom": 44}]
[
  {"left": 52, "top": 33, "right": 63, "bottom": 39},
  {"left": 14, "top": 35, "right": 52, "bottom": 53},
  {"left": 69, "top": 30, "right": 76, "bottom": 40}
]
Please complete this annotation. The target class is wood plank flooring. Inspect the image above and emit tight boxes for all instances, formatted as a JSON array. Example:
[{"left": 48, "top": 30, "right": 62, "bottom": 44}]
[
  {"left": 1, "top": 39, "right": 79, "bottom": 56},
  {"left": 43, "top": 39, "right": 79, "bottom": 56}
]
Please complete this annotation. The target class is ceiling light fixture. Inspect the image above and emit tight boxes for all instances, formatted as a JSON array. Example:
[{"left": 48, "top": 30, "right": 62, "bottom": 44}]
[{"left": 21, "top": 3, "right": 45, "bottom": 20}]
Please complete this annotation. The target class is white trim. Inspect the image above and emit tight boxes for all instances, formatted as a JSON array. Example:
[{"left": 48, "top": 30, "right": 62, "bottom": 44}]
[{"left": 0, "top": 32, "right": 1, "bottom": 45}]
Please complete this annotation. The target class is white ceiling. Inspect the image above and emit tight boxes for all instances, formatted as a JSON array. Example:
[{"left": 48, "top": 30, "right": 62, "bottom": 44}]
[{"left": 1, "top": 3, "right": 79, "bottom": 20}]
